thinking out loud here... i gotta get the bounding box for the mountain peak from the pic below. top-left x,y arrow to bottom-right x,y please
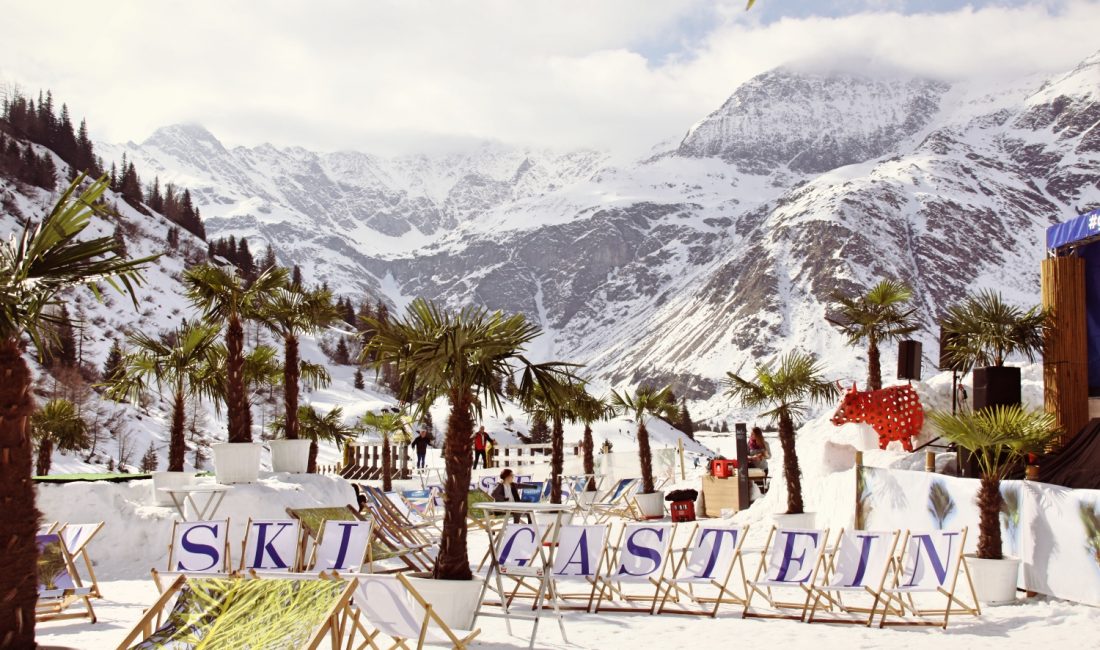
677,66 -> 949,174
143,123 -> 226,153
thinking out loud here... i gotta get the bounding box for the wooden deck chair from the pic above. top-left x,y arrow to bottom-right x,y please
118,573 -> 355,650
385,491 -> 442,532
877,528 -> 980,629
547,524 -> 611,612
151,519 -> 232,593
364,487 -> 439,547
308,519 -> 375,574
39,521 -> 59,535
480,522 -> 550,607
590,478 -> 639,523
804,529 -> 899,625
240,518 -> 301,572
58,521 -> 105,599
35,532 -> 95,624
348,573 -> 480,650
594,522 -> 675,614
744,526 -> 830,620
657,523 -> 749,617
288,506 -> 365,569
367,507 -> 437,574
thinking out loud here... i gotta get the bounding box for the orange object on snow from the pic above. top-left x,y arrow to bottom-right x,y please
831,383 -> 925,452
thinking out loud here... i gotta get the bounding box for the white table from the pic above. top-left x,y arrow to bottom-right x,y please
158,484 -> 231,521
473,501 -> 572,649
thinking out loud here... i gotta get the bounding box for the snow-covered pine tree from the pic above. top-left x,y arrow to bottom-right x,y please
139,443 -> 158,472
677,398 -> 695,440
102,339 -> 124,385
334,338 -> 350,365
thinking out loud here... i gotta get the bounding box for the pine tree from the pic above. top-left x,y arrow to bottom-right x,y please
529,412 -> 551,444
676,398 -> 695,440
102,339 -> 124,383
505,374 -> 518,399
353,368 -> 365,389
51,304 -> 77,368
119,161 -> 143,206
112,224 -> 127,258
147,176 -> 164,213
374,300 -> 389,324
356,300 -> 373,331
720,421 -> 729,433
108,161 -> 118,190
167,226 -> 180,250
139,443 -> 158,472
342,298 -> 356,327
260,244 -> 277,272
334,338 -> 350,365
291,265 -> 303,288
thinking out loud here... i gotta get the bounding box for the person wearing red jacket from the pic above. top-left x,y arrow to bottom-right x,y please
472,425 -> 494,469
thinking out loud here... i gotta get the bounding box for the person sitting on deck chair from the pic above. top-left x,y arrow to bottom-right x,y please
412,429 -> 432,469
748,426 -> 770,474
472,426 -> 494,469
491,468 -> 535,523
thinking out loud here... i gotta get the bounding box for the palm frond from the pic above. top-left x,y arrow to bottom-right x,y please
928,406 -> 1060,479
940,289 -> 1048,370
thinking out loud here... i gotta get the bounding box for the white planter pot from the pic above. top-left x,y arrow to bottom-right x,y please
151,471 -> 197,506
212,443 -> 262,484
967,555 -> 1021,605
269,439 -> 311,474
773,512 -> 817,529
635,490 -> 665,519
404,575 -> 485,630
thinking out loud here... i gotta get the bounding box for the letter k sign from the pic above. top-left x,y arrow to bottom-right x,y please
248,520 -> 299,570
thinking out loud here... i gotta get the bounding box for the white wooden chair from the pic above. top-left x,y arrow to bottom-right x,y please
58,521 -> 105,599
594,522 -> 676,614
348,573 -> 481,649
744,526 -> 830,620
35,532 -> 96,624
151,519 -> 233,592
240,518 -> 301,572
877,528 -> 981,629
805,528 -> 899,625
657,523 -> 749,617
548,523 -> 611,612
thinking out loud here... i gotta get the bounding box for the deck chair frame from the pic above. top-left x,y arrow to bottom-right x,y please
546,523 -> 612,612
118,573 -> 355,650
656,523 -> 750,617
590,478 -> 640,523
239,517 -> 302,572
35,532 -> 96,624
348,572 -> 481,650
744,526 -> 830,621
58,521 -> 105,599
152,519 -> 233,593
804,528 -> 899,626
876,528 -> 981,629
593,522 -> 676,615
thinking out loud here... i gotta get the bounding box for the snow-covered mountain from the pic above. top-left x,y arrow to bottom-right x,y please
97,53 -> 1100,418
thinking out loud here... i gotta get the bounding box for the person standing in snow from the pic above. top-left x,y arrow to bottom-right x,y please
412,429 -> 432,469
472,425 -> 494,469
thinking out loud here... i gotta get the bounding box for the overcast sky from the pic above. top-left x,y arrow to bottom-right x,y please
2,0 -> 1098,156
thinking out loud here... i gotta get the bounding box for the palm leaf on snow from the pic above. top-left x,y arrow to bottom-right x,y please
1080,501 -> 1100,569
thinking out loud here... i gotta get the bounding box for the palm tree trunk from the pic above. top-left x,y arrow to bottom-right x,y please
867,337 -> 882,391
550,415 -> 563,504
307,440 -> 319,474
638,421 -> 655,494
582,423 -> 595,491
382,435 -> 392,492
284,335 -> 300,440
168,385 -> 186,471
778,411 -> 804,514
433,388 -> 474,581
226,315 -> 250,443
0,338 -> 40,648
36,438 -> 53,476
976,475 -> 1004,560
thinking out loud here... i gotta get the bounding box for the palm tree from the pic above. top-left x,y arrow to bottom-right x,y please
107,322 -> 221,471
570,389 -> 611,492
184,264 -> 288,442
826,279 -> 918,391
360,410 -> 408,491
940,289 -> 1048,372
361,298 -> 577,580
524,381 -> 586,504
271,405 -> 356,473
258,286 -> 339,441
929,406 -> 1059,559
32,398 -> 89,476
610,385 -> 676,496
724,351 -> 838,515
0,174 -> 153,646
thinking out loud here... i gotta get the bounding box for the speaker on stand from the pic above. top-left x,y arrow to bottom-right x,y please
897,340 -> 922,381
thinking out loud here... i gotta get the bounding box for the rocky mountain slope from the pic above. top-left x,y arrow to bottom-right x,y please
99,52 -> 1100,418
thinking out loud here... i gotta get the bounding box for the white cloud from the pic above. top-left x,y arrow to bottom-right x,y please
0,0 -> 1097,156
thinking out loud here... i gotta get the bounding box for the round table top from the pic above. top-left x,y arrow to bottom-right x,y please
474,501 -> 573,513
157,484 -> 231,493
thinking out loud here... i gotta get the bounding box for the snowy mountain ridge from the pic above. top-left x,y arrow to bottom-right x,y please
92,53 -> 1100,420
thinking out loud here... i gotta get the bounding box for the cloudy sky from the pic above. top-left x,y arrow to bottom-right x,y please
2,0 -> 1098,156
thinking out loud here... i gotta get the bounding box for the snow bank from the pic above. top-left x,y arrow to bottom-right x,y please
36,473 -> 356,580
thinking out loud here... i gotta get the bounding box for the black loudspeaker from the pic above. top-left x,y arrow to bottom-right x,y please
734,424 -> 750,511
972,366 -> 1022,411
897,340 -> 922,381
939,328 -> 961,371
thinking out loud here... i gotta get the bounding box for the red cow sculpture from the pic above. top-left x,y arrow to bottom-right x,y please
831,383 -> 924,452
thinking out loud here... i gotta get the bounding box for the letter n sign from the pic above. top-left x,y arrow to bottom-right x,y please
244,519 -> 300,571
